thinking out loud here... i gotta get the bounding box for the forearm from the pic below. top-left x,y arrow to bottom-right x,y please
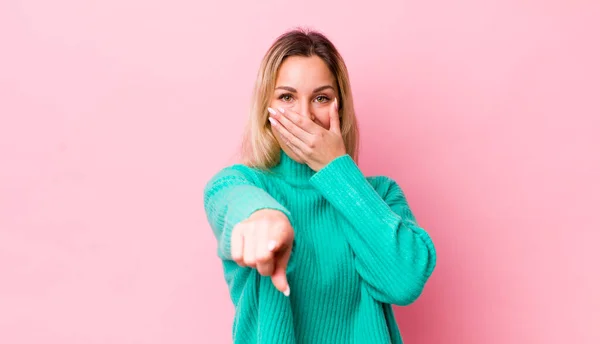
310,155 -> 436,305
204,165 -> 292,260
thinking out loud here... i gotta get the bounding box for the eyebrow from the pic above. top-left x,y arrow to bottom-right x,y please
275,85 -> 334,93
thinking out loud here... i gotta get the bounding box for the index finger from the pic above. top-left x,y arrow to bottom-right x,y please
277,107 -> 321,134
267,222 -> 290,254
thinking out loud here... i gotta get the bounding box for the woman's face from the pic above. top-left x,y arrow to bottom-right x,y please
269,55 -> 338,162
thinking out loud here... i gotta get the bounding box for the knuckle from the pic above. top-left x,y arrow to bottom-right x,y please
235,222 -> 251,236
272,218 -> 287,229
232,223 -> 242,235
243,257 -> 256,266
254,218 -> 268,228
257,269 -> 267,276
244,225 -> 255,236
256,252 -> 272,263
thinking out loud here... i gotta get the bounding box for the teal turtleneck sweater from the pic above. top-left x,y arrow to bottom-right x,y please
203,149 -> 436,344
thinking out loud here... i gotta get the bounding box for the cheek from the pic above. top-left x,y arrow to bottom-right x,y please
271,99 -> 293,112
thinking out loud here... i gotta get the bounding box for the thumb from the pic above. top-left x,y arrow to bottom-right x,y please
329,97 -> 341,134
271,244 -> 291,296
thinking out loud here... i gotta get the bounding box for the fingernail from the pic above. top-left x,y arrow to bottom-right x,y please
283,286 -> 290,297
268,117 -> 277,126
278,107 -> 285,113
267,240 -> 276,251
334,98 -> 338,110
267,107 -> 277,115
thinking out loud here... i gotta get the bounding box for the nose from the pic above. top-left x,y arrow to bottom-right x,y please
294,100 -> 313,120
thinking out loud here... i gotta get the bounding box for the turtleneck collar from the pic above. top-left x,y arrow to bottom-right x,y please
270,148 -> 316,184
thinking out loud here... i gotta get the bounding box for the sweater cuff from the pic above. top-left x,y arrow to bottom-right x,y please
217,187 -> 293,260
309,154 -> 402,229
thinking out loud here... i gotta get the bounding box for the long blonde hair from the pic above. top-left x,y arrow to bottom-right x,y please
240,27 -> 360,169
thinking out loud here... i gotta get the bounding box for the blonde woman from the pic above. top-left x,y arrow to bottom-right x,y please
203,28 -> 436,344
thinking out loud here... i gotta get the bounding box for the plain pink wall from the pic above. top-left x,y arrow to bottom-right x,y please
1,1 -> 598,343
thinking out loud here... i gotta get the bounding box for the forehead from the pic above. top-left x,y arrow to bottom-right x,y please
275,55 -> 335,88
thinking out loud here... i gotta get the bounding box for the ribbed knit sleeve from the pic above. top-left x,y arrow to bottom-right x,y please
203,165 -> 293,261
309,154 -> 437,306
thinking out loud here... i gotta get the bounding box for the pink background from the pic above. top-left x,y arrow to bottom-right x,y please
1,1 -> 599,343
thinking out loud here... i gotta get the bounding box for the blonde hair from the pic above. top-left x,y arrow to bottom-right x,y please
240,27 -> 360,169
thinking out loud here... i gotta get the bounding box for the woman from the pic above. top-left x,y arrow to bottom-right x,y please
203,28 -> 436,344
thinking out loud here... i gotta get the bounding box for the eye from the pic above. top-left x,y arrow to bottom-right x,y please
278,93 -> 293,102
315,95 -> 330,103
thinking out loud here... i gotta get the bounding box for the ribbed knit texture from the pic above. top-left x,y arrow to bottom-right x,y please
203,149 -> 436,344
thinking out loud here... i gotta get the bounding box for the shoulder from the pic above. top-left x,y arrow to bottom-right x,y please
213,163 -> 263,179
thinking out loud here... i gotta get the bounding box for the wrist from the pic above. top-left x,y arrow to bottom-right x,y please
250,208 -> 289,221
